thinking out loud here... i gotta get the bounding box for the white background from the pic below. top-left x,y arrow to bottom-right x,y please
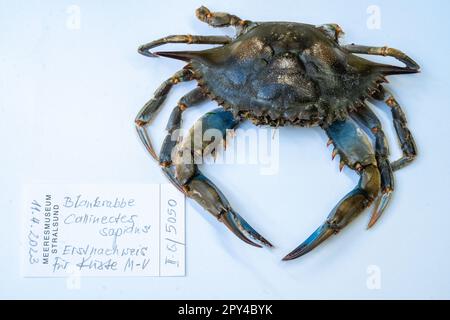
1,0 -> 450,299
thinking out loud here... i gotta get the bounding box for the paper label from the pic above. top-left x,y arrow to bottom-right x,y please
21,184 -> 185,277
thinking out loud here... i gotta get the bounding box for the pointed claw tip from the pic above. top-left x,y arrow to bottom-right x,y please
138,47 -> 158,58
282,245 -> 311,261
367,208 -> 384,229
367,209 -> 382,230
282,250 -> 307,261
368,191 -> 393,229
282,254 -> 296,262
263,240 -> 274,248
284,225 -> 336,261
367,219 -> 377,230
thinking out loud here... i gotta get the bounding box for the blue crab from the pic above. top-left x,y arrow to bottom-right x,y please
135,6 -> 419,260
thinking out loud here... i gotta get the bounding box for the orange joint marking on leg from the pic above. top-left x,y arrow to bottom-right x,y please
381,46 -> 389,56
182,185 -> 190,193
178,103 -> 188,111
239,20 -> 247,26
355,163 -> 364,172
386,96 -> 396,107
186,34 -> 193,44
371,127 -> 379,134
217,211 -> 226,222
135,119 -> 147,127
160,161 -> 172,168
383,187 -> 393,194
334,25 -> 344,39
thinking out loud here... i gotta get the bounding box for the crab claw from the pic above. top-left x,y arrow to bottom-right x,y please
184,172 -> 273,249
283,119 -> 382,261
282,223 -> 335,261
283,164 -> 380,261
220,210 -> 273,248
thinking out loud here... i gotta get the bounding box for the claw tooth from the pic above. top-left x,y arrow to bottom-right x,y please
339,161 -> 345,172
332,149 -> 338,160
327,139 -> 333,147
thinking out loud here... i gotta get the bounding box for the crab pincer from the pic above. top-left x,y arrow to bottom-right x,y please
284,119 -> 381,260
187,173 -> 273,248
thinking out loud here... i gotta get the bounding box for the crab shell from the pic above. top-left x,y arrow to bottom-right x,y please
158,22 -> 413,127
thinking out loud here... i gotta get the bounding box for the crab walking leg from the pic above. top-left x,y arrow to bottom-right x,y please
195,6 -> 251,33
159,88 -> 207,191
166,108 -> 273,248
343,44 -> 420,71
283,120 -> 380,261
138,35 -> 232,58
371,87 -> 418,172
385,96 -> 418,171
135,68 -> 193,161
351,105 -> 394,228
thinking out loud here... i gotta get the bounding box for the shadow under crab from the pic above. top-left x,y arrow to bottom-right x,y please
135,6 -> 419,260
